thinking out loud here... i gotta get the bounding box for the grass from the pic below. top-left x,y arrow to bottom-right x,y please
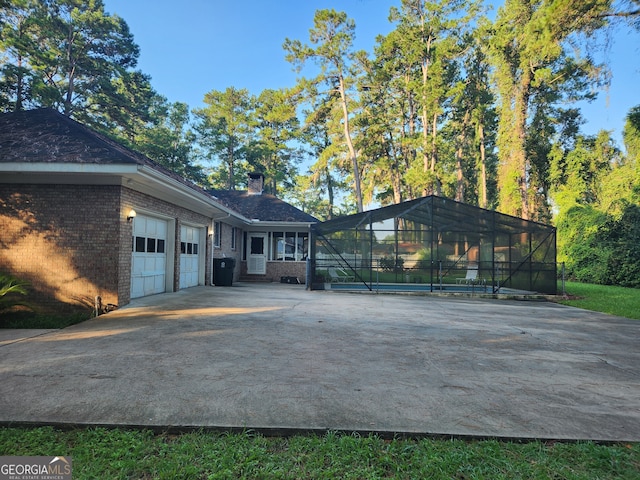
1,285 -> 638,476
0,427 -> 638,479
557,281 -> 640,320
3,281 -> 637,329
0,309 -> 90,329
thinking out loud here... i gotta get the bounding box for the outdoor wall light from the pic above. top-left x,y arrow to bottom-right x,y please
127,209 -> 137,222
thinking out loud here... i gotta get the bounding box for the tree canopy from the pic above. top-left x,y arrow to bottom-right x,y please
1,0 -> 639,286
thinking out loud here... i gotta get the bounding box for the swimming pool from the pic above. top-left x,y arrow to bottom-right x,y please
325,282 -> 533,295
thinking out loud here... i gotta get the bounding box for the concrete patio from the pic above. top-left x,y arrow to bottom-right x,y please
0,283 -> 638,441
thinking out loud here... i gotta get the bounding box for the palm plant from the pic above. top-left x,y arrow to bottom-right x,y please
0,273 -> 30,313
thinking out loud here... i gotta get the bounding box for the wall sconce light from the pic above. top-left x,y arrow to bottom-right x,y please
127,209 -> 137,223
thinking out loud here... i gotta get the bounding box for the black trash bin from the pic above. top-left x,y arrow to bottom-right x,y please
213,258 -> 235,286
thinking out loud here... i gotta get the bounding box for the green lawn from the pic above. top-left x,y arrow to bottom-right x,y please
0,309 -> 89,329
0,427 -> 638,479
2,281 -> 638,477
558,281 -> 640,320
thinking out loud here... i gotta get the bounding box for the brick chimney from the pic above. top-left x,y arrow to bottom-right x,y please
247,172 -> 264,195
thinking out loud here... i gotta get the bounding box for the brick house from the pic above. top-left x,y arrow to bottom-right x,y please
0,109 -> 316,313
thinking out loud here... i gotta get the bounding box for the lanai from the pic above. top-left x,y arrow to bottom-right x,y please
309,196 -> 557,294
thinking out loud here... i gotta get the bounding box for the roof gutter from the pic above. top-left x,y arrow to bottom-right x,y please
248,220 -> 317,228
0,162 -> 138,174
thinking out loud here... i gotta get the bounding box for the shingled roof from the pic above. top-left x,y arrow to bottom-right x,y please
210,189 -> 317,223
0,108 -> 145,165
1,108 -> 317,225
0,108 -> 216,206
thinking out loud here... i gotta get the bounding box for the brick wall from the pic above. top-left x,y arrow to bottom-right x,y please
1,182 -> 309,311
0,184 -> 220,312
0,184 -> 122,313
212,222 -> 241,282
239,260 -> 307,283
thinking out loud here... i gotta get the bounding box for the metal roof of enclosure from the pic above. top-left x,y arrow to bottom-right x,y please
309,196 -> 557,294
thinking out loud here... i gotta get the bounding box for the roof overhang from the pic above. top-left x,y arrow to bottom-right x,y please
0,162 -> 252,224
246,220 -> 316,230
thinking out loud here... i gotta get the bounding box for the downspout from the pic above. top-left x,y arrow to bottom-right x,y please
209,222 -> 214,287
307,224 -> 314,289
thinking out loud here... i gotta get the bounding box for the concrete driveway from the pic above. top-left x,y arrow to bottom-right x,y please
1,283 -> 638,441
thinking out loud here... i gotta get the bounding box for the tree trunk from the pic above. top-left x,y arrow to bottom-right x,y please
431,112 -> 441,196
326,166 -> 335,220
455,148 -> 465,203
514,68 -> 532,219
15,54 -> 24,112
64,25 -> 76,116
227,142 -> 235,190
498,65 -> 531,219
478,123 -> 488,209
455,110 -> 471,202
338,74 -> 363,212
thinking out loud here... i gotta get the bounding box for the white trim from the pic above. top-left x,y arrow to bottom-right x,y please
1,162 -> 254,225
0,162 -> 138,174
127,206 -> 174,221
213,221 -> 222,248
248,221 -> 315,228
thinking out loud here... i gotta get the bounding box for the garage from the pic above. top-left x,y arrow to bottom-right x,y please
131,215 -> 168,298
179,225 -> 203,289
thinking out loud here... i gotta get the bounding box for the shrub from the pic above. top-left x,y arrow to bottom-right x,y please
0,273 -> 30,314
556,204 -> 640,288
379,256 -> 404,272
600,203 -> 640,288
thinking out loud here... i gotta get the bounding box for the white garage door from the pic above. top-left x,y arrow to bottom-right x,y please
179,225 -> 201,289
131,215 -> 167,298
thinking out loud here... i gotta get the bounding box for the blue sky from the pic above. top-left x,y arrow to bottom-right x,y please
103,0 -> 639,147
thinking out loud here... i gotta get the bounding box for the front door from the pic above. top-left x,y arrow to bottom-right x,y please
247,234 -> 267,274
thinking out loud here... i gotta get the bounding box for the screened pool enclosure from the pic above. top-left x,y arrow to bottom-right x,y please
308,196 -> 557,294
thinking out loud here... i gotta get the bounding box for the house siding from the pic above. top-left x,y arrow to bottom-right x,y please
212,222 -> 241,282
0,184 -> 122,312
0,110 -> 318,313
0,184 -> 218,312
239,260 -> 307,283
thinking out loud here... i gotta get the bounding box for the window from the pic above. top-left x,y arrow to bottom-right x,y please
231,227 -> 237,250
181,242 -> 198,255
285,232 -> 296,260
272,232 -> 284,260
214,221 -> 221,248
296,234 -> 308,261
134,236 -> 165,254
251,236 -> 264,255
270,231 -> 308,261
135,237 -> 145,252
